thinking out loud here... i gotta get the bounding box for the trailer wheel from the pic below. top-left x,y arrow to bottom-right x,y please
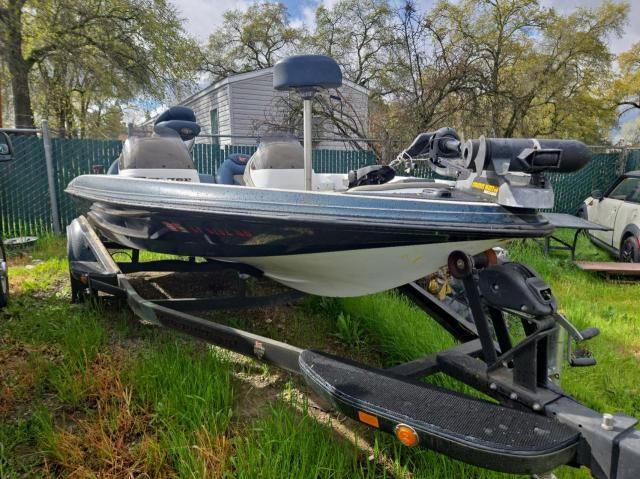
69,270 -> 96,303
0,242 -> 8,308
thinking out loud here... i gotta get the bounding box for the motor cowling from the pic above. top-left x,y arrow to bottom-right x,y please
478,263 -> 557,317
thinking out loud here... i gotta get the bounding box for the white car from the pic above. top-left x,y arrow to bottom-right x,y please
579,171 -> 640,262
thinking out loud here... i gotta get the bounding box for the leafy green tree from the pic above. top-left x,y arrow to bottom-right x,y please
205,2 -> 301,80
0,0 -> 200,130
613,42 -> 640,115
431,0 -> 626,141
307,0 -> 394,91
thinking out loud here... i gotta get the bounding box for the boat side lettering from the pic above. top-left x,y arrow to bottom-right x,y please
162,221 -> 252,238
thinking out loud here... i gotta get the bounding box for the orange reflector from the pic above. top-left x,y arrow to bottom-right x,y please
483,248 -> 498,266
357,410 -> 379,428
395,424 -> 419,447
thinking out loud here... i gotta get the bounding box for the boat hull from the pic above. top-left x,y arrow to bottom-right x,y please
223,240 -> 506,296
66,175 -> 551,296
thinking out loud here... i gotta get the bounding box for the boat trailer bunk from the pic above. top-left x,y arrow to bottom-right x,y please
67,215 -> 640,478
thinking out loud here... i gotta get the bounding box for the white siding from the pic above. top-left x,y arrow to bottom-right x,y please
315,83 -> 369,150
229,72 -> 288,145
180,84 -> 231,145
178,68 -> 369,150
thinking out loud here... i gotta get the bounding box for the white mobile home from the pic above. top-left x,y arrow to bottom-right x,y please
177,67 -> 369,150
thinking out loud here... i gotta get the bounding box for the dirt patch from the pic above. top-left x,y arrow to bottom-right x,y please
0,335 -> 61,419
7,252 -> 37,267
42,349 -> 177,478
619,345 -> 640,361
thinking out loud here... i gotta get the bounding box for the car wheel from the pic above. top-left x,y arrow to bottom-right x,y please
620,236 -> 639,262
576,205 -> 587,219
0,242 -> 8,308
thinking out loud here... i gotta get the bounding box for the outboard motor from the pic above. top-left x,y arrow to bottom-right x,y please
117,107 -> 202,182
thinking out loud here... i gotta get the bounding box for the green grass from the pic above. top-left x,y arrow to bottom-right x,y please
127,340 -> 235,477
232,397 -> 381,479
1,232 -> 639,478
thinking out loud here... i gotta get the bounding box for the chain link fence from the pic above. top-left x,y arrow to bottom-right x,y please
0,128 -> 637,237
0,130 -> 374,237
0,132 -> 53,237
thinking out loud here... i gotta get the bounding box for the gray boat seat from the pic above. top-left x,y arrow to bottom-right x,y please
243,138 -> 348,191
243,139 -> 305,187
273,55 -> 342,91
119,136 -> 195,170
246,139 -> 304,171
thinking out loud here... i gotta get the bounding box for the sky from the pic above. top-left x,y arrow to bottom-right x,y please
170,0 -> 640,54
155,0 -> 639,133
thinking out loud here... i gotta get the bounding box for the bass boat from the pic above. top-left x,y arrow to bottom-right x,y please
65,58 -> 590,297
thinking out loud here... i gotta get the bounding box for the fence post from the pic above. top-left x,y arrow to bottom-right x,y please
41,120 -> 61,235
620,146 -> 628,175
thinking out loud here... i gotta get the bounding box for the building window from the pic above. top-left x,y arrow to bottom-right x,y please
210,108 -> 219,138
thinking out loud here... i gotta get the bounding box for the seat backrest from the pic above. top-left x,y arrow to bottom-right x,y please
153,106 -> 201,141
247,140 -> 304,170
119,136 -> 195,170
243,139 -> 305,188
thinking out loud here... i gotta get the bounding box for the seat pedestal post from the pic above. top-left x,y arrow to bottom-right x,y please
302,92 -> 314,191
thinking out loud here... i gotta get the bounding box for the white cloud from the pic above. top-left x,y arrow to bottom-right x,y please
170,0 -> 251,43
290,5 -> 317,30
172,0 -> 639,54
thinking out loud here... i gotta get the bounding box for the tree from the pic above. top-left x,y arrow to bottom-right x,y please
205,2 -> 301,80
433,0 -> 626,141
0,0 -> 200,129
308,0 -> 394,91
367,1 -> 477,152
613,42 -> 640,115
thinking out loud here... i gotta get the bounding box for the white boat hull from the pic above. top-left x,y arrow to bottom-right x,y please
224,238 -> 508,297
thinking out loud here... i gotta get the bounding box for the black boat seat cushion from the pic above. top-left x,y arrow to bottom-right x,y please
273,55 -> 342,91
155,106 -> 196,124
153,107 -> 201,141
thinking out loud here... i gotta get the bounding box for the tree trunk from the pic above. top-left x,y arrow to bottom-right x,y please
9,59 -> 34,129
3,1 -> 35,129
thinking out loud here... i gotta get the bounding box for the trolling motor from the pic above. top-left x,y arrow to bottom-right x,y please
447,250 -> 600,398
393,128 -> 591,209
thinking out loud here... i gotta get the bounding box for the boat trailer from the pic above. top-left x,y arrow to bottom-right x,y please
68,215 -> 639,478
